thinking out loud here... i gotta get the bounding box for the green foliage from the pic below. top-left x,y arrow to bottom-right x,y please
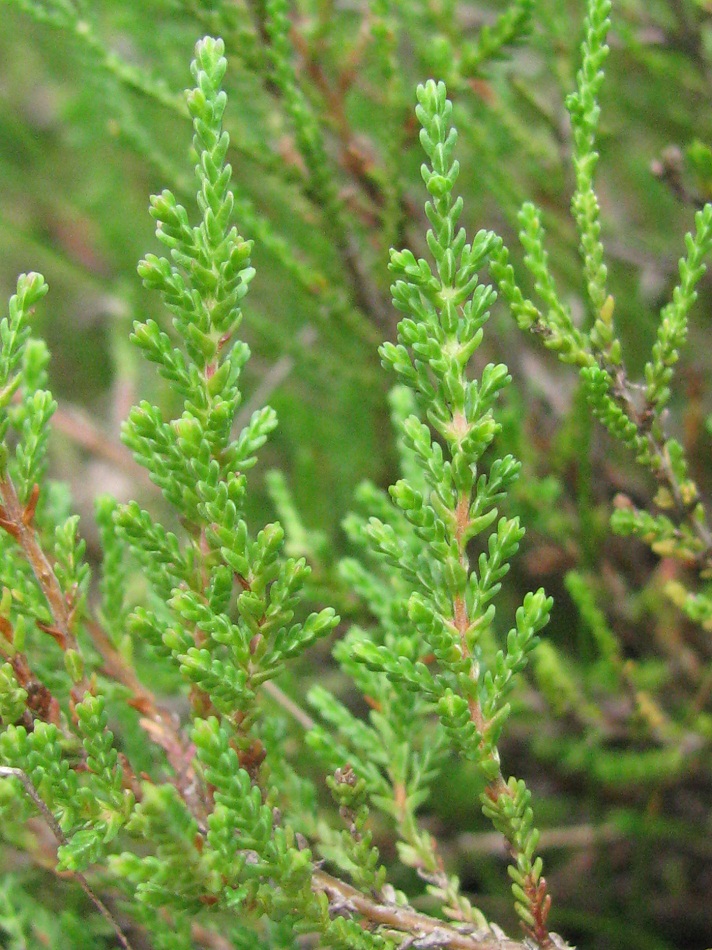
644,203 -> 712,410
1,1 -> 712,949
0,274 -> 50,481
566,0 -> 612,322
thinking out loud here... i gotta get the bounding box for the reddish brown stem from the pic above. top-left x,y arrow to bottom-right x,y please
0,476 -> 92,706
313,868 -> 559,950
85,617 -> 206,824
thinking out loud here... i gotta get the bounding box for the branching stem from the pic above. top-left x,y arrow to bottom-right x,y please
313,868 -> 552,950
0,766 -> 135,950
0,476 -> 91,705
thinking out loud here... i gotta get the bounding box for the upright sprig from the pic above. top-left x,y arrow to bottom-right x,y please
118,36 -> 338,750
460,0 -> 535,79
490,0 -> 613,363
0,273 -> 96,713
104,36 -> 352,941
0,278 -> 134,946
483,0 -> 712,809
320,80 -> 556,945
565,0 -> 612,329
644,204 -> 712,414
0,274 -> 51,491
489,0 -> 712,587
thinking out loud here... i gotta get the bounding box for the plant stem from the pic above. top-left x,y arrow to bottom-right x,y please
0,766 -> 135,950
313,868 -> 565,950
0,476 -> 91,706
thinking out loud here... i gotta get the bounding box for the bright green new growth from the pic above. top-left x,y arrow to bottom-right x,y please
0,274 -> 53,497
486,0 -> 712,812
0,35 -> 562,950
566,0 -> 611,324
644,204 -> 712,411
310,79 -> 553,940
118,37 -> 338,729
488,0 -> 712,588
0,37 -> 344,949
2,0 -> 712,945
0,34 -> 564,950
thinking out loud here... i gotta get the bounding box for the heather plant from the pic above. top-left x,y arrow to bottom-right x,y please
490,0 -> 712,781
0,1 -> 711,949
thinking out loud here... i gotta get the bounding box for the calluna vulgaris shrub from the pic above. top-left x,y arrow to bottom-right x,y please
1,1 -> 712,948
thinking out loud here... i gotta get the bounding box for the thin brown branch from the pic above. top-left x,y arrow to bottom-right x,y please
313,868 -> 569,950
190,922 -> 235,950
455,822 -> 622,858
263,13 -> 393,327
609,367 -> 712,567
51,402 -> 155,490
263,679 -> 316,731
0,478 -> 72,643
0,476 -> 92,703
85,617 -> 206,826
233,324 -> 317,434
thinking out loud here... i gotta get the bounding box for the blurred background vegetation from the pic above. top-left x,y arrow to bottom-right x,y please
1,1 -> 712,948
